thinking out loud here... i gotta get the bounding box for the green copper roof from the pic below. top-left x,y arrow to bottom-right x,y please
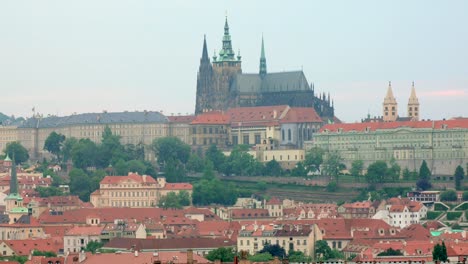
5,193 -> 23,201
10,207 -> 28,214
214,16 -> 240,63
4,154 -> 11,162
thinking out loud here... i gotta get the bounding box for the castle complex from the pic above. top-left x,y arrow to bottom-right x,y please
195,17 -> 335,121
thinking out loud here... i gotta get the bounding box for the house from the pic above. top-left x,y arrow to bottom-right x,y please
63,226 -> 104,253
373,198 -> 427,228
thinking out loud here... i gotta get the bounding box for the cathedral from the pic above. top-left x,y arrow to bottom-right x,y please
195,17 -> 335,121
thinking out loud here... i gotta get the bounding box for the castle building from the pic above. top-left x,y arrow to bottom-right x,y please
195,17 -> 335,121
383,82 -> 398,122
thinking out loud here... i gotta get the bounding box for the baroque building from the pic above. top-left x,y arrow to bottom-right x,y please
195,17 -> 335,121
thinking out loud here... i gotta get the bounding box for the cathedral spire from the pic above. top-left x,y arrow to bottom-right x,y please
383,81 -> 398,122
259,35 -> 267,76
215,15 -> 238,62
201,35 -> 209,63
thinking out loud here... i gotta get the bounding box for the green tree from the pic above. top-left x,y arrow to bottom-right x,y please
126,160 -> 147,175
323,151 -> 344,184
178,190 -> 191,206
32,250 -> 57,257
203,160 -> 215,180
388,158 -> 401,182
152,137 -> 190,165
98,126 -> 126,167
164,159 -> 186,182
440,189 -> 457,201
69,168 -> 92,201
366,161 -> 388,186
43,169 -> 63,187
62,137 -> 78,163
85,240 -> 104,254
222,146 -> 263,176
455,165 -> 465,190
304,147 -> 324,173
416,178 -> 432,191
192,178 -> 237,206
71,139 -> 98,169
158,192 -> 183,209
288,251 -> 312,263
463,191 -> 468,201
402,168 -> 411,180
36,186 -> 64,197
259,244 -> 286,258
326,181 -> 338,192
315,240 -> 333,261
205,145 -> 226,171
205,247 -> 236,262
291,162 -> 308,177
4,141 -> 29,164
263,159 -> 283,176
419,160 -> 431,180
377,248 -> 403,256
350,160 -> 364,182
433,242 -> 447,262
44,132 -> 66,161
187,154 -> 205,173
256,181 -> 267,191
248,252 -> 273,262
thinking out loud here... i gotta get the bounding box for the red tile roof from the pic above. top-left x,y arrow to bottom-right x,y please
100,173 -> 156,184
320,117 -> 468,133
167,115 -> 195,123
65,225 -> 104,236
3,238 -> 63,256
191,111 -> 230,125
81,251 -> 210,264
103,237 -> 235,251
227,105 -> 288,128
280,107 -> 323,123
163,183 -> 193,190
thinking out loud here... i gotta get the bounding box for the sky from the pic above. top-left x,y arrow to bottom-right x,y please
0,0 -> 467,123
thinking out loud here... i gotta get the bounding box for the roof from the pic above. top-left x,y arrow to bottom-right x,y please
319,117 -> 468,133
230,209 -> 270,219
167,115 -> 195,123
2,238 -> 63,256
100,173 -> 157,185
65,225 -> 104,236
163,183 -> 193,190
280,107 -> 323,123
103,237 -> 235,251
227,105 -> 288,128
81,251 -> 210,264
232,71 -> 310,93
19,111 -> 168,128
190,111 -> 230,125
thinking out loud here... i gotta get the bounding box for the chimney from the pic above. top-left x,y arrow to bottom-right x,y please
79,250 -> 86,263
135,250 -> 139,257
273,110 -> 277,119
187,249 -> 194,264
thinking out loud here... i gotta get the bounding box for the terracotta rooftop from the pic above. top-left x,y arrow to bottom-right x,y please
65,225 -> 104,236
103,237 -> 235,251
100,173 -> 156,185
167,115 -> 195,123
191,111 -> 230,125
280,107 -> 323,123
80,251 -> 210,264
163,183 -> 193,190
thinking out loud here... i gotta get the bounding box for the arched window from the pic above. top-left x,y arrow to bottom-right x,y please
288,129 -> 292,141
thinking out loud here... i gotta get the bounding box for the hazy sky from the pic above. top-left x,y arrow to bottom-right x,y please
1,1 -> 467,122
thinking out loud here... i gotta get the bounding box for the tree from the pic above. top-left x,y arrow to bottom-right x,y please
62,137 -> 78,163
164,159 -> 186,183
315,240 -> 333,261
291,162 -> 308,177
221,146 -> 263,176
248,252 -> 273,262
440,189 -> 457,201
192,178 -> 238,206
416,178 -> 432,191
433,242 -> 447,262
323,152 -> 344,184
69,168 -> 92,202
32,250 -> 57,257
288,251 -> 312,263
4,141 -> 29,163
44,132 -> 66,161
326,181 -> 338,192
377,248 -> 403,256
463,191 -> 468,201
203,160 -> 215,180
350,160 -> 364,182
259,244 -> 286,258
205,145 -> 226,171
36,186 -> 64,197
71,139 -> 98,169
419,160 -> 431,180
187,154 -> 205,173
158,191 -> 191,209
152,137 -> 190,165
455,165 -> 465,190
85,240 -> 104,254
366,161 -> 388,186
263,159 -> 283,176
388,158 -> 401,182
205,247 -> 236,262
304,147 -> 324,173
125,160 -> 147,175
98,126 -> 126,167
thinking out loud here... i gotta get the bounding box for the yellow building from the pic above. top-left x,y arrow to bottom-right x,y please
90,173 -> 192,208
0,125 -> 18,152
311,118 -> 468,176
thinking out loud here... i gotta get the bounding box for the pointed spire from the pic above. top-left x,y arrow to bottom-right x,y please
259,35 -> 267,76
215,15 -> 238,62
384,81 -> 396,103
10,158 -> 18,195
201,34 -> 209,62
409,81 -> 418,103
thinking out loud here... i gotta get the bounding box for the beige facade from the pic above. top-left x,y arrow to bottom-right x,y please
90,173 -> 192,208
0,126 -> 18,152
237,224 -> 322,256
0,225 -> 45,240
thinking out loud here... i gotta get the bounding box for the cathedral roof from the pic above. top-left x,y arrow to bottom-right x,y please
232,71 -> 310,93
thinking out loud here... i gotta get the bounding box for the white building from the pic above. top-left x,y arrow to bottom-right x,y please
373,198 -> 427,228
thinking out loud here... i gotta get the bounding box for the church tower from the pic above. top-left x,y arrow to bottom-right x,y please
5,159 -> 27,223
211,16 -> 242,111
195,35 -> 214,114
259,36 -> 267,77
383,81 -> 398,122
407,81 -> 420,121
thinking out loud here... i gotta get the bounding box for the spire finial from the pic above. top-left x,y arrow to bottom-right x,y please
259,35 -> 267,76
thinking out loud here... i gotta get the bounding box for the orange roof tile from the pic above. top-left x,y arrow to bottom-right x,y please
167,115 -> 195,123
280,107 -> 323,123
191,111 -> 230,125
100,173 -> 156,185
65,225 -> 104,236
163,183 -> 193,190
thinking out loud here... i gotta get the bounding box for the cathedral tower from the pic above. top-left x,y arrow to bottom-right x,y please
383,81 -> 398,122
195,35 -> 214,114
407,81 -> 420,121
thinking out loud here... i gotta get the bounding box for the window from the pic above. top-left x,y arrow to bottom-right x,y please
255,134 -> 261,144
209,127 -> 212,134
192,138 -> 196,145
232,136 -> 238,145
288,129 -> 292,141
282,129 -> 285,141
203,127 -> 207,134
243,135 -> 249,145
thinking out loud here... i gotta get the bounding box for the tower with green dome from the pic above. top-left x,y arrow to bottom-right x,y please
4,159 -> 27,222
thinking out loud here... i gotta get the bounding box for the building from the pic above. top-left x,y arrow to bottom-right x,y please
195,17 -> 335,122
167,115 -> 195,146
311,118 -> 468,175
90,173 -> 192,208
372,198 -> 427,228
407,190 -> 440,204
337,201 -> 378,219
236,223 -> 321,256
100,220 -> 146,242
64,225 -> 104,253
